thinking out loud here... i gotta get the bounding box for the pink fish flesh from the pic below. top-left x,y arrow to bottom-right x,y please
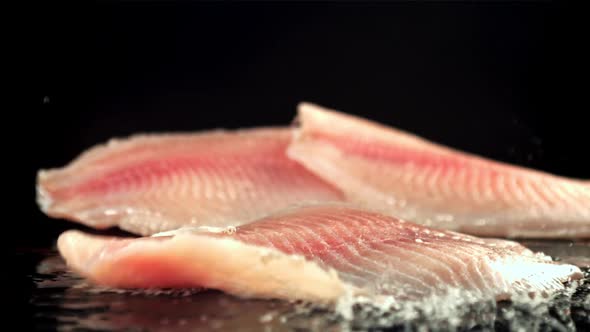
37,128 -> 344,235
287,103 -> 590,238
57,205 -> 582,304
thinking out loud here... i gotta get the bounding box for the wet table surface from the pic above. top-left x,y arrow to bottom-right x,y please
18,240 -> 590,332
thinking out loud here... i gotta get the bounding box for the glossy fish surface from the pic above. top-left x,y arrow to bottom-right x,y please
37,128 -> 343,235
288,103 -> 590,238
57,205 -> 582,304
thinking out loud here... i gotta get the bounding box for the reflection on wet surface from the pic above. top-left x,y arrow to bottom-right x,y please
25,241 -> 590,331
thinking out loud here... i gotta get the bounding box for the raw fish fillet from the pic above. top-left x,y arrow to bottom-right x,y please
37,128 -> 343,235
288,103 -> 590,238
57,205 -> 582,304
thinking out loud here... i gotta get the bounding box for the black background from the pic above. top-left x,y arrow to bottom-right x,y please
16,1 -> 589,248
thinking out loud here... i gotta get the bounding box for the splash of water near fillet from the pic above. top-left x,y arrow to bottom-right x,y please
57,205 -> 582,306
287,103 -> 590,238
36,128 -> 344,235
